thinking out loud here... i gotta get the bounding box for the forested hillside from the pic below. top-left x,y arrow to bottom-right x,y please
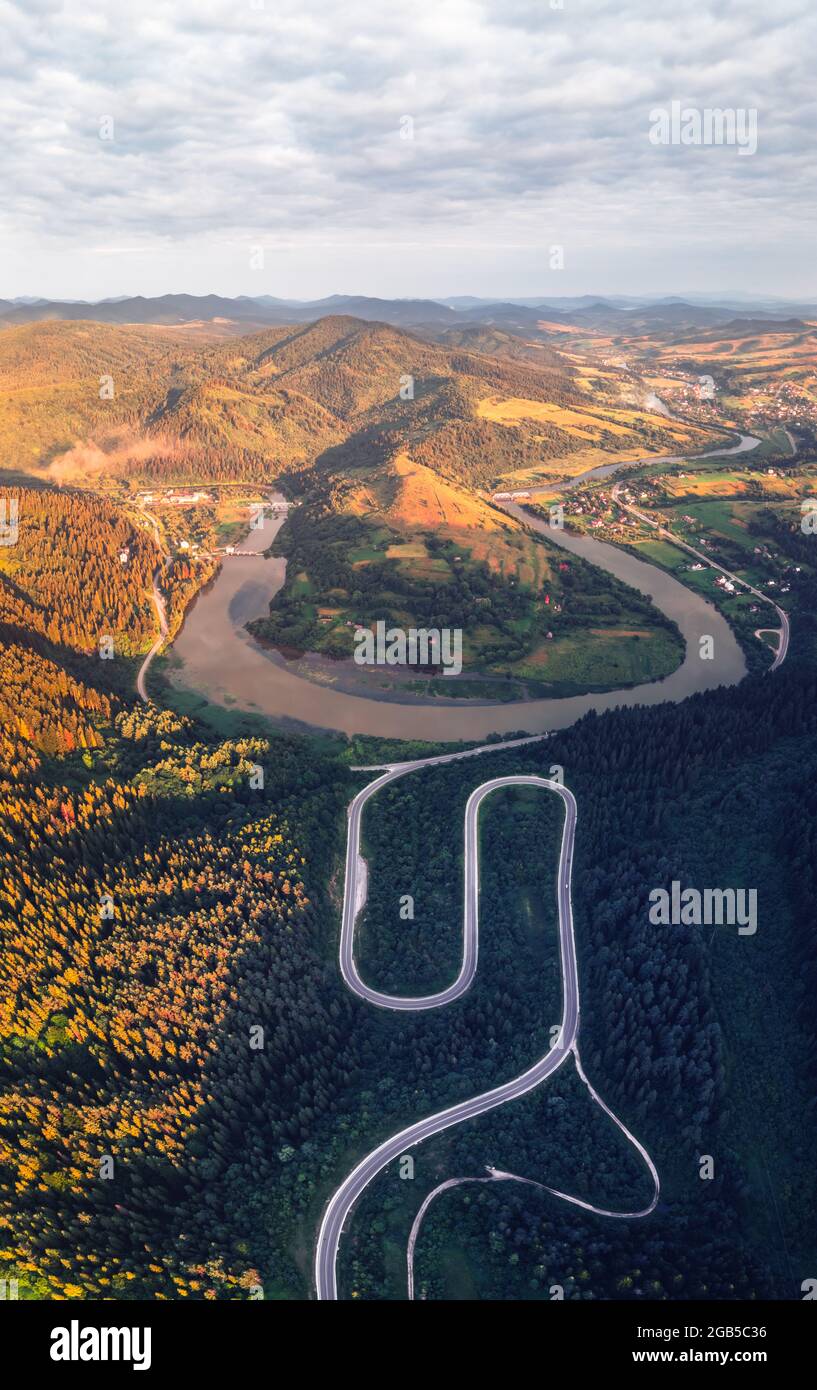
0,487 -> 207,752
0,317 -> 709,697
0,315 -> 705,492
0,488 -> 356,1298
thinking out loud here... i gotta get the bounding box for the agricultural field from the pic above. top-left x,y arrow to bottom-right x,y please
478,391 -> 711,486
661,467 -> 800,499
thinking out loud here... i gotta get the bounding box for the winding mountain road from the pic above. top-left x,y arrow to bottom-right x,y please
314,747 -> 659,1301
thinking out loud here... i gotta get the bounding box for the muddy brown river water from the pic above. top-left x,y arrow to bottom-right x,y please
168,475 -> 747,741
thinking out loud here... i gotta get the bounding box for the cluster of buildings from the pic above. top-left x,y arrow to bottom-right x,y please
744,380 -> 815,432
570,486 -> 632,537
659,387 -> 723,428
135,489 -> 212,506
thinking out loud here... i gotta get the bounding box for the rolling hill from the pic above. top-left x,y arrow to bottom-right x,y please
0,313 -> 576,484
0,311 -> 713,495
3,293 -> 810,341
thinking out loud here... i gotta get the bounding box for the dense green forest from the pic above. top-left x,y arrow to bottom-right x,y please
336,667 -> 817,1299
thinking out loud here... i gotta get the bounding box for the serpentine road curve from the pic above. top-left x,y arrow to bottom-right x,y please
314,748 -> 660,1301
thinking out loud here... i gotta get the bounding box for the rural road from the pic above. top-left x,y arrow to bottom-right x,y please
405,1036 -> 661,1299
136,567 -> 169,702
500,423 -> 790,671
133,504 -> 170,703
315,745 -> 659,1301
611,482 -> 790,670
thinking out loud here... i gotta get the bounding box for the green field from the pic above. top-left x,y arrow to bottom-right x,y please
510,627 -> 681,689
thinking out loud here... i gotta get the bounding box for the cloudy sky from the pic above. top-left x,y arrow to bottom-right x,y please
1,0 -> 814,301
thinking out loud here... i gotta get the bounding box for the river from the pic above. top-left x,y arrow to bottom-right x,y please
522,429 -> 761,495
168,471 -> 748,741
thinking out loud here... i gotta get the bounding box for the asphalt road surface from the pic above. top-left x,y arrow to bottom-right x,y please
339,764 -> 570,1011
315,748 -> 657,1301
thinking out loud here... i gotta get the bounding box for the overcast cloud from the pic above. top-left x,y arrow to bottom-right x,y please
0,0 -> 814,299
